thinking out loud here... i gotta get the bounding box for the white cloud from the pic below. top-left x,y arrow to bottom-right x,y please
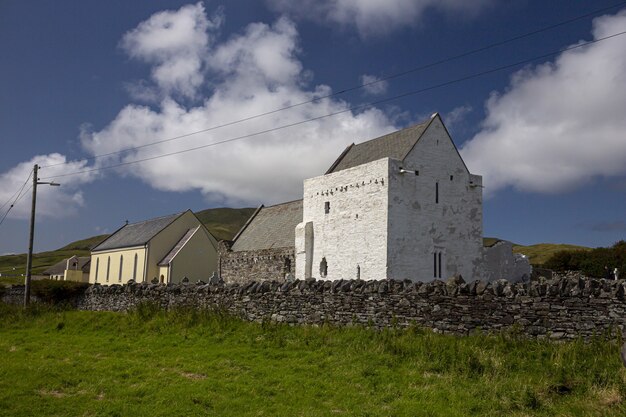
82,7 -> 396,206
360,74 -> 388,96
120,2 -> 223,99
461,10 -> 626,195
0,154 -> 97,220
444,104 -> 472,128
267,0 -> 492,36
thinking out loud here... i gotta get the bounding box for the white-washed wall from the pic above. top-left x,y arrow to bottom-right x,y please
387,117 -> 484,281
301,159 -> 389,281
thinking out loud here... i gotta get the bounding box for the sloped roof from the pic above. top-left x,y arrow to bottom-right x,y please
44,256 -> 90,275
158,227 -> 199,266
92,212 -> 183,252
326,119 -> 432,174
231,200 -> 302,252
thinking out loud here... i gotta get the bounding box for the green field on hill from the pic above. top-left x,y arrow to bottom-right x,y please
0,304 -> 624,416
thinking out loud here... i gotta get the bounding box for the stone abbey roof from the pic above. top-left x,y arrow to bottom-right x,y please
326,118 -> 432,174
92,212 -> 184,252
231,200 -> 302,252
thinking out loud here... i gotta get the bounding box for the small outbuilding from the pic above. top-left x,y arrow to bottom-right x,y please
44,255 -> 91,282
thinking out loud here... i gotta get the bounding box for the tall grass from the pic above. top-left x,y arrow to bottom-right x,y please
0,303 -> 624,416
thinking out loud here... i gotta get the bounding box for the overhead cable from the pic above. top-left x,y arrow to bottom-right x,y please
39,29 -> 626,181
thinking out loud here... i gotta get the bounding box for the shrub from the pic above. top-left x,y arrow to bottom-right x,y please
544,241 -> 626,278
30,279 -> 89,305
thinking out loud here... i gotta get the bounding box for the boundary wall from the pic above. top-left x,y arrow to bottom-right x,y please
3,275 -> 626,340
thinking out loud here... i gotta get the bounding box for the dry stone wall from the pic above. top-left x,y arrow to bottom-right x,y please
65,274 -> 626,340
4,274 -> 626,340
219,244 -> 295,284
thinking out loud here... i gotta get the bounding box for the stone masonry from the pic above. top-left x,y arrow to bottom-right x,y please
4,274 -> 621,340
219,241 -> 294,284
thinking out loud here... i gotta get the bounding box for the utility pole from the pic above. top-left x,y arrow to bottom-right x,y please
24,164 -> 60,307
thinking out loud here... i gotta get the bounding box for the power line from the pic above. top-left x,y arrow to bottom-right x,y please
0,170 -> 33,228
40,29 -> 626,181
0,170 -> 33,213
0,184 -> 33,228
40,1 -> 626,170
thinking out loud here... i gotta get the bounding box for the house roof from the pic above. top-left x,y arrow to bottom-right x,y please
231,200 -> 302,252
158,226 -> 199,266
92,212 -> 184,252
44,256 -> 90,275
326,118 -> 432,174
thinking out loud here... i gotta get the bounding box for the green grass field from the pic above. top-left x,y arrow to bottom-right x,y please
0,304 -> 624,416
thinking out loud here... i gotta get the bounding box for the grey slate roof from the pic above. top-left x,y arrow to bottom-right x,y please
92,212 -> 183,252
231,200 -> 302,252
44,257 -> 90,275
326,119 -> 431,174
158,227 -> 199,266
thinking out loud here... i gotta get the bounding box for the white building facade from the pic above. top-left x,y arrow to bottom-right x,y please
296,114 -> 484,282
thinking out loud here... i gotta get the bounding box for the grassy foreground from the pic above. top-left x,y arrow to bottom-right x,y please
0,305 -> 624,417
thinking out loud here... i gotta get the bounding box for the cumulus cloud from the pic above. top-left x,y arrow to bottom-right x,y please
360,74 -> 388,96
82,6 -> 396,206
0,154 -> 97,220
267,0 -> 492,36
444,104 -> 472,129
461,10 -> 626,195
120,2 -> 223,99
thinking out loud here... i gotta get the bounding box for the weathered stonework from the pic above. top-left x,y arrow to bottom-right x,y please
219,241 -> 294,284
298,116 -> 485,282
4,274 -> 622,341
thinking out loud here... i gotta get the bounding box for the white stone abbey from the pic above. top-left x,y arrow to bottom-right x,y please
220,113 -> 529,283
296,113 -> 483,281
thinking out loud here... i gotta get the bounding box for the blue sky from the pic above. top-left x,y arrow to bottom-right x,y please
1,0 -> 626,255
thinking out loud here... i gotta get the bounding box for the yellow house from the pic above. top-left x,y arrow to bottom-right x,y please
89,210 -> 218,285
44,255 -> 90,282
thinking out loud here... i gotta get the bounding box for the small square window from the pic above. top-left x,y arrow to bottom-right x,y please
415,170 -> 419,176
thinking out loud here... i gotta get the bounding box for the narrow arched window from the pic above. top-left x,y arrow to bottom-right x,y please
320,257 -> 328,278
106,257 -> 110,282
133,254 -> 138,281
284,257 -> 291,273
119,255 -> 123,282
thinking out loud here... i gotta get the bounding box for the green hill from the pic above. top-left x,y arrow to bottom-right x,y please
483,237 -> 591,266
0,207 -> 254,280
195,207 -> 256,241
512,243 -> 591,266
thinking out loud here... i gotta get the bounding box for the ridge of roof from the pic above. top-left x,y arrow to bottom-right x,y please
92,211 -> 185,252
325,118 -> 431,174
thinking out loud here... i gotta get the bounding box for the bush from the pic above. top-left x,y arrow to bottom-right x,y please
30,279 -> 89,304
544,241 -> 626,278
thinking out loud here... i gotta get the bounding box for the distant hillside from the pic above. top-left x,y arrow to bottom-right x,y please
0,208 -> 254,279
484,238 -> 591,266
195,207 -> 256,241
512,243 -> 591,266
